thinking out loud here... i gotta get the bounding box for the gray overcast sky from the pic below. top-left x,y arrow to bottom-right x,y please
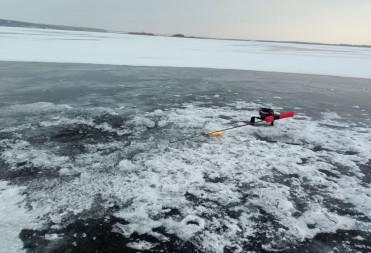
1,0 -> 371,44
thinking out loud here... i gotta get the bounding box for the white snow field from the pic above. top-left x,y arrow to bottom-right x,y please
0,26 -> 371,79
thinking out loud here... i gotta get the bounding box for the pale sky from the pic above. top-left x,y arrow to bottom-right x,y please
1,0 -> 370,45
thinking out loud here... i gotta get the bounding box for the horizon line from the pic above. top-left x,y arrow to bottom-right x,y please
1,18 -> 370,48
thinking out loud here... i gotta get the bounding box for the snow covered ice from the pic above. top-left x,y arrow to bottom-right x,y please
0,96 -> 370,252
0,27 -> 371,252
1,26 -> 371,79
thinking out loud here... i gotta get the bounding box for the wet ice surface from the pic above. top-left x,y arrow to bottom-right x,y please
0,62 -> 370,252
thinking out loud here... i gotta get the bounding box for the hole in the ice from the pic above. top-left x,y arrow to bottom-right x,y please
318,169 -> 340,178
16,161 -> 28,167
218,115 -> 232,120
181,215 -> 205,230
307,224 -> 316,229
298,158 -> 309,164
184,192 -> 199,204
253,134 -> 277,143
93,114 -> 127,128
186,220 -> 199,226
203,174 -> 227,183
312,145 -> 332,152
161,207 -> 181,218
344,150 -> 359,155
285,142 -> 301,146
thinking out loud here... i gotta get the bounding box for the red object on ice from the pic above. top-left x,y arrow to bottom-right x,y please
265,111 -> 294,122
265,116 -> 274,122
279,111 -> 294,119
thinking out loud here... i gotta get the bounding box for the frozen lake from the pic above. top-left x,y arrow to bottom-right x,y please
1,26 -> 371,79
0,61 -> 370,252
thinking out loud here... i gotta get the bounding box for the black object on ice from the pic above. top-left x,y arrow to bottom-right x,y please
251,108 -> 276,126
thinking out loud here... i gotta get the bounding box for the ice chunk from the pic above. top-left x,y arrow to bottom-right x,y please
158,120 -> 167,127
126,241 -> 157,250
153,109 -> 164,117
118,160 -> 138,173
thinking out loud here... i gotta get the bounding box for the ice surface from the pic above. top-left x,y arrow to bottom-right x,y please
0,101 -> 370,252
0,181 -> 36,253
1,26 -> 371,79
126,241 -> 157,250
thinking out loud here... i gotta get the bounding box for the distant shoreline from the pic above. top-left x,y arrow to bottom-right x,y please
1,18 -> 370,48
0,18 -> 106,33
